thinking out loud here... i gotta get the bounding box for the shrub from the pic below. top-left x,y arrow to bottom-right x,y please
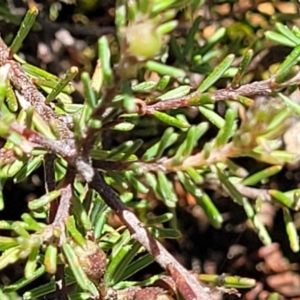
0,1 -> 300,299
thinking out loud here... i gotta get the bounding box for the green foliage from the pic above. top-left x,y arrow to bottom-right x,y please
1,0 -> 300,299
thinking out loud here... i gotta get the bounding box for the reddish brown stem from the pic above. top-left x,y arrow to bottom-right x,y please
90,171 -> 212,300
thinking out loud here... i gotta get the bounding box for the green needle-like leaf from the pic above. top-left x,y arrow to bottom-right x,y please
44,244 -> 57,274
10,7 -> 39,54
182,16 -> 202,58
199,274 -> 256,288
0,236 -> 19,251
215,106 -> 237,146
197,192 -> 223,229
275,44 -> 300,80
157,85 -> 191,101
66,216 -> 86,247
242,166 -> 282,186
269,189 -> 299,210
14,155 -> 43,183
199,105 -> 225,128
153,111 -> 190,128
46,67 -> 78,102
232,49 -> 253,87
28,190 -> 61,210
275,23 -> 300,45
278,92 -> 300,115
142,128 -> 179,161
265,31 -> 297,47
283,208 -> 299,252
120,253 -> 154,281
145,61 -> 186,77
157,171 -> 177,207
99,36 -> 114,86
198,54 -> 235,93
243,198 -> 272,245
62,243 -> 99,297
108,242 -> 140,285
217,168 -> 243,205
4,266 -> 45,293
24,242 -> 39,279
0,246 -> 21,270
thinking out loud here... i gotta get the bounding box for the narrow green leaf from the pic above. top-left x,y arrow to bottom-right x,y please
94,212 -> 108,240
46,67 -> 78,102
111,122 -> 134,131
199,105 -> 224,128
12,222 -> 31,238
242,166 -> 282,186
146,213 -> 173,225
44,244 -> 57,274
21,213 -> 44,231
265,31 -> 297,47
275,23 -> 300,44
243,198 -> 272,245
28,190 -> 61,210
111,230 -> 131,259
22,276 -> 76,299
120,253 -> 154,281
125,171 -> 149,194
62,243 -> 99,297
6,83 -> 18,112
157,20 -> 178,35
32,113 -> 57,140
275,44 -> 300,80
199,27 -> 226,54
10,6 -> 39,54
217,168 -> 243,205
108,140 -> 143,160
105,244 -> 136,285
142,128 -> 179,161
150,227 -> 181,239
157,171 -> 177,207
24,242 -> 39,279
81,72 -> 97,109
99,36 -> 113,86
269,189 -> 298,210
66,216 -> 86,247
283,208 -> 299,252
153,111 -> 190,128
0,247 -> 21,270
182,16 -> 202,57
4,266 -> 45,293
198,54 -> 235,93
278,92 -> 300,115
0,236 -> 19,251
132,81 -> 157,92
199,274 -> 256,289
145,60 -> 186,78
14,155 -> 43,183
71,195 -> 92,231
215,107 -> 237,146
197,192 -> 223,228
156,75 -> 171,90
6,159 -> 24,178
185,167 -> 204,184
232,49 -> 253,87
157,85 -> 191,101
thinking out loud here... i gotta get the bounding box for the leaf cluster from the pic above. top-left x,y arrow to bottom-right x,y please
0,1 -> 300,299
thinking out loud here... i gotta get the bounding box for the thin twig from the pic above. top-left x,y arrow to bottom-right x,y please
140,75 -> 300,114
90,171 -> 212,300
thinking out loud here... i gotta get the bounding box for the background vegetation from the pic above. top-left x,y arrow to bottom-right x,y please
1,0 -> 300,299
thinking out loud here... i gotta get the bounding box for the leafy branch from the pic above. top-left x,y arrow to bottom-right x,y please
1,1 -> 300,300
